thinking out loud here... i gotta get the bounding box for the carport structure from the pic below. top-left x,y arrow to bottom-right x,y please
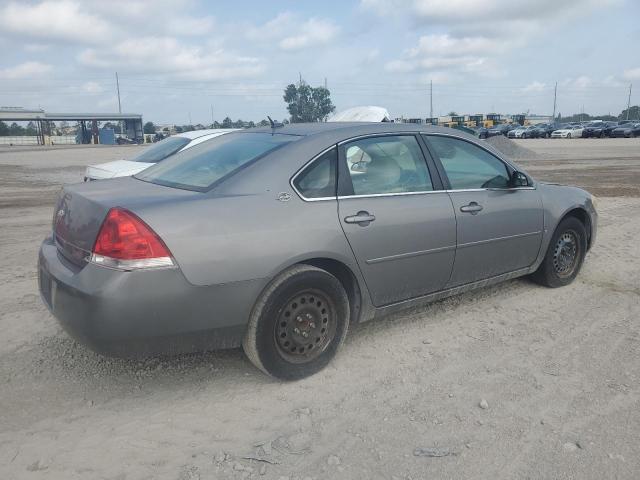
0,108 -> 143,145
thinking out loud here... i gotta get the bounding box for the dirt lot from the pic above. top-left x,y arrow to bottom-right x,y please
1,139 -> 639,479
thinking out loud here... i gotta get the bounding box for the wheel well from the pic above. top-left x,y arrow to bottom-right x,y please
301,258 -> 363,323
562,208 -> 592,249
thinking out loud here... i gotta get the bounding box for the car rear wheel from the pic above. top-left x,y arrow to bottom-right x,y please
243,264 -> 350,380
531,217 -> 587,288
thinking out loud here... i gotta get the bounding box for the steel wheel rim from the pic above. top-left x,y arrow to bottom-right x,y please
274,289 -> 337,363
553,230 -> 579,277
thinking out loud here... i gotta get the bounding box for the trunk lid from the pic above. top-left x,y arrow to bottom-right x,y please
53,177 -> 196,267
85,160 -> 154,180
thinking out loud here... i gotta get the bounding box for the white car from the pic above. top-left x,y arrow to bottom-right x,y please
84,129 -> 237,181
551,125 -> 584,139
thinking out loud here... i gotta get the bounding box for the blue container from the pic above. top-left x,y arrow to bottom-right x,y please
98,128 -> 115,145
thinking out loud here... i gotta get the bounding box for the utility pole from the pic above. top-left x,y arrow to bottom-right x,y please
299,72 -> 303,85
115,72 -> 122,114
115,72 -> 123,137
210,104 -> 214,126
324,77 -> 327,89
552,81 -> 557,121
626,83 -> 633,120
430,80 -> 434,120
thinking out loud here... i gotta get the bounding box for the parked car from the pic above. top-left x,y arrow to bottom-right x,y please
39,123 -> 597,379
602,122 -> 619,137
508,125 -> 539,139
583,121 -> 615,138
610,122 -> 640,138
551,125 -> 584,138
486,124 -> 513,137
474,126 -> 489,139
85,129 -> 237,181
532,124 -> 556,138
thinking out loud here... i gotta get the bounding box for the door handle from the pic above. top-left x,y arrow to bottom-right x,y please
344,211 -> 376,226
460,202 -> 483,215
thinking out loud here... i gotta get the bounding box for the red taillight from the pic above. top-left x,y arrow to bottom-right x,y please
91,208 -> 173,270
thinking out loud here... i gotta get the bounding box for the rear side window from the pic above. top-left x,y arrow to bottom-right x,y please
131,136 -> 190,163
136,133 -> 299,191
425,135 -> 510,189
341,135 -> 433,196
293,148 -> 337,199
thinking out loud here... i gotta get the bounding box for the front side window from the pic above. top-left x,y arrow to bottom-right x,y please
136,133 -> 299,191
342,135 -> 433,196
293,148 -> 337,199
425,135 -> 510,190
131,136 -> 191,163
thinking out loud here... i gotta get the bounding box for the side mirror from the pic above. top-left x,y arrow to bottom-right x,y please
510,171 -> 529,187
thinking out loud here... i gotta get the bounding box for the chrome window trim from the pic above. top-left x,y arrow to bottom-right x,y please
290,131 -> 536,202
336,131 -> 425,146
338,190 -> 443,200
289,145 -> 338,202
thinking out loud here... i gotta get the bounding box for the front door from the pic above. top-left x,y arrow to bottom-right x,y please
424,134 -> 544,286
337,134 -> 457,306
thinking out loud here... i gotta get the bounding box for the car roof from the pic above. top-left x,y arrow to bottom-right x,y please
239,121 -> 477,138
174,128 -> 238,140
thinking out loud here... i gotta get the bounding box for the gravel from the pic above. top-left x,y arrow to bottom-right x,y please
485,135 -> 542,160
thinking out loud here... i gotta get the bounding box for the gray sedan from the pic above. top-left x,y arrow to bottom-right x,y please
38,123 -> 597,379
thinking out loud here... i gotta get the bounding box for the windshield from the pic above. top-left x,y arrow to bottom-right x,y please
131,136 -> 191,163
135,132 -> 299,191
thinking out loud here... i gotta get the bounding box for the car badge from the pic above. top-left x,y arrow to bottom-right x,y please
277,192 -> 292,202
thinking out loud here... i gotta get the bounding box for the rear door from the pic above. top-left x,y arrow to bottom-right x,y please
423,134 -> 544,287
336,134 -> 456,306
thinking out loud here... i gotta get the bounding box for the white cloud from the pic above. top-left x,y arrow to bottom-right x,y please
166,16 -> 215,36
623,67 -> 640,80
385,34 -> 498,77
522,81 -> 547,93
82,81 -> 105,94
409,34 -> 502,57
246,12 -> 339,51
0,61 -> 53,79
361,0 -> 616,25
0,0 -> 114,43
78,37 -> 264,81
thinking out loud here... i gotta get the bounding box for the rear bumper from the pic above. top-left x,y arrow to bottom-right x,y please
38,235 -> 264,357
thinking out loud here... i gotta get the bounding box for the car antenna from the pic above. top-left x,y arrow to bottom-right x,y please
267,116 -> 284,128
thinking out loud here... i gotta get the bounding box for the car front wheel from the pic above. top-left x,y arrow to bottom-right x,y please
243,264 -> 350,380
531,216 -> 587,288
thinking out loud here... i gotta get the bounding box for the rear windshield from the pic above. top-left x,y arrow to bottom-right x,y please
135,132 -> 299,191
132,136 -> 191,163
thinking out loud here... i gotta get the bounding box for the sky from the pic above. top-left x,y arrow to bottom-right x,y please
1,0 -> 639,125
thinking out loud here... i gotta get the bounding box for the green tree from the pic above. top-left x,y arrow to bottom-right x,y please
619,105 -> 639,121
9,122 -> 24,135
258,119 -> 270,127
283,81 -> 335,123
143,121 -> 156,134
221,117 -> 233,128
0,121 -> 9,136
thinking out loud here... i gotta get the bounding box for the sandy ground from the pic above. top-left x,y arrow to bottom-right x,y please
1,139 -> 639,479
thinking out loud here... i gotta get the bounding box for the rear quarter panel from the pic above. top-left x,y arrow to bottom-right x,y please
129,135 -> 364,289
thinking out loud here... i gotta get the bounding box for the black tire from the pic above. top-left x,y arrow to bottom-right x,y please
567,133 -> 572,139
243,264 -> 350,380
531,216 -> 587,288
